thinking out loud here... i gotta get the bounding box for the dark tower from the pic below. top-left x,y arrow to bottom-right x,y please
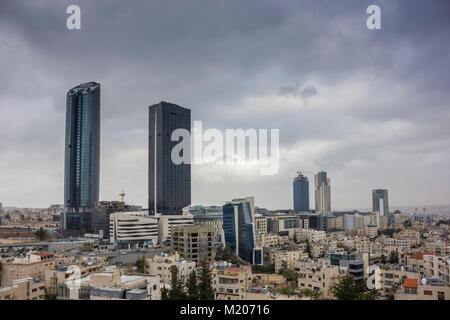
148,101 -> 191,215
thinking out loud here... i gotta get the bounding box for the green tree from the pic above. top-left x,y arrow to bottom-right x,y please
330,275 -> 378,300
301,288 -> 324,300
136,255 -> 146,274
305,240 -> 312,258
389,250 -> 399,264
168,265 -> 187,300
186,270 -> 199,300
45,292 -> 57,300
381,254 -> 387,264
35,227 -> 51,241
198,260 -> 215,300
251,264 -> 275,274
161,286 -> 169,300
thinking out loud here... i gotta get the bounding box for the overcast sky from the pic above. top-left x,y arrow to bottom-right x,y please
0,0 -> 449,210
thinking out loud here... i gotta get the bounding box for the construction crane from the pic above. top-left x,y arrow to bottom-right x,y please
119,190 -> 125,211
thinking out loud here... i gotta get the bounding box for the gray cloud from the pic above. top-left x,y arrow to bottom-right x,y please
0,0 -> 449,210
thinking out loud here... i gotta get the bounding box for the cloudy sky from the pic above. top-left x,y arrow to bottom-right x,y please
0,0 -> 449,210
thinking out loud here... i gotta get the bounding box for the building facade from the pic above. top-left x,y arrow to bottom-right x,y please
315,171 -> 331,213
293,172 -> 309,213
148,101 -> 191,215
63,82 -> 101,232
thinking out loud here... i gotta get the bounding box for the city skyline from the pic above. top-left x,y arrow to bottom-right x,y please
1,1 -> 450,210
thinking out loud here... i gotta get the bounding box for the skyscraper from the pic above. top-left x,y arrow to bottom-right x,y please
372,189 -> 390,222
222,197 -> 256,263
148,101 -> 191,215
63,82 -> 101,232
293,172 -> 309,212
315,171 -> 331,213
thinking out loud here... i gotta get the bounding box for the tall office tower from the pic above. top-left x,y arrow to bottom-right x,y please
148,101 -> 191,215
63,82 -> 101,232
222,197 -> 256,263
315,171 -> 331,213
293,172 -> 309,212
372,189 -> 390,223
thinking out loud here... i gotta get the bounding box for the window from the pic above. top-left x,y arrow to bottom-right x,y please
423,290 -> 432,296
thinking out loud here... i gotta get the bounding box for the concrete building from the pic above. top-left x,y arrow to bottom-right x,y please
171,225 -> 215,263
295,259 -> 339,298
109,211 -> 159,246
213,266 -> 252,300
0,277 -> 46,300
1,252 -> 55,287
145,252 -> 195,285
274,250 -> 308,273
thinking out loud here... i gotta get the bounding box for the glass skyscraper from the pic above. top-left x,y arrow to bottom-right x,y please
148,101 -> 191,215
315,171 -> 331,213
222,197 -> 256,263
372,189 -> 390,222
63,82 -> 101,232
293,171 -> 309,212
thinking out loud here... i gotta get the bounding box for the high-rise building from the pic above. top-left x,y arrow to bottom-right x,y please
293,172 -> 309,213
372,189 -> 390,223
63,82 -> 101,232
315,171 -> 331,213
148,101 -> 191,215
222,197 -> 257,263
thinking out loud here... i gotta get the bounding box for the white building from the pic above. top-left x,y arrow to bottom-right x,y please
109,212 -> 159,245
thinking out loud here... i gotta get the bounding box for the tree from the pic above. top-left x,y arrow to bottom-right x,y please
198,260 -> 215,300
305,240 -> 312,258
45,292 -> 57,300
389,250 -> 399,264
301,288 -> 324,300
35,227 -> 51,241
168,265 -> 187,300
252,264 -> 275,274
161,286 -> 169,300
186,270 -> 199,300
136,255 -> 146,274
330,275 -> 378,300
381,254 -> 387,264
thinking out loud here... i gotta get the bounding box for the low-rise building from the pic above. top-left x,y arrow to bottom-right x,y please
0,277 -> 46,300
145,252 -> 195,285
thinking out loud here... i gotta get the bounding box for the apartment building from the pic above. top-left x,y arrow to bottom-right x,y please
1,252 -> 55,287
296,229 -> 326,243
405,252 -> 436,275
45,255 -> 107,295
274,250 -> 308,273
145,252 -> 195,285
295,259 -> 340,298
57,268 -> 161,300
213,266 -> 252,300
171,225 -> 215,263
395,277 -> 450,300
423,254 -> 450,282
378,265 -> 419,296
0,277 -> 45,300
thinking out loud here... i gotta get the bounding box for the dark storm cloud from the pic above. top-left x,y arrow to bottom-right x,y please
0,0 -> 449,209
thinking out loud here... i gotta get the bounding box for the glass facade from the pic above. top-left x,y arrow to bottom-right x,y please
222,200 -> 255,263
372,189 -> 389,220
293,172 -> 309,212
148,101 -> 191,215
63,82 -> 101,231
